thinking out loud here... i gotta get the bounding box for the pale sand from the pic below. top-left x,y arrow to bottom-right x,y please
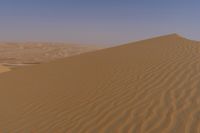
0,65 -> 10,73
0,42 -> 101,67
0,34 -> 199,132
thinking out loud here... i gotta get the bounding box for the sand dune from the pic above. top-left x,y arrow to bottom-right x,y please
0,34 -> 200,132
0,65 -> 10,73
0,42 -> 100,67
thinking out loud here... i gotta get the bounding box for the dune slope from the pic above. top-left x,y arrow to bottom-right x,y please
0,34 -> 200,132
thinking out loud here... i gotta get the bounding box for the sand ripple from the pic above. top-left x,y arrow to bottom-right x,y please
0,34 -> 200,132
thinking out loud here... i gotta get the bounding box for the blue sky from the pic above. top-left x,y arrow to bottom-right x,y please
0,0 -> 200,45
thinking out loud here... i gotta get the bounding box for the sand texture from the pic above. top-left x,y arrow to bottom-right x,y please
0,42 -> 100,67
0,65 -> 10,73
0,34 -> 200,132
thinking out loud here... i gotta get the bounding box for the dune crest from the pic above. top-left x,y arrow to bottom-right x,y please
0,34 -> 200,132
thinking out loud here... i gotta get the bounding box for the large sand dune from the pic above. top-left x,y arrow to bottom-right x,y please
0,34 -> 200,132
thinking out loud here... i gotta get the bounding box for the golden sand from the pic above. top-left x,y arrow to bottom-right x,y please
0,65 -> 10,73
0,34 -> 199,132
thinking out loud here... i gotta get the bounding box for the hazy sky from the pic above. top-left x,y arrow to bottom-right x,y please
0,0 -> 200,45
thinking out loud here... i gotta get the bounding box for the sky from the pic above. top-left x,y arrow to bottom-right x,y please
0,0 -> 200,45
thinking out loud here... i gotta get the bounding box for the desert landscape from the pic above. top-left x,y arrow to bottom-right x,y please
1,0 -> 200,132
0,42 -> 100,68
1,34 -> 200,132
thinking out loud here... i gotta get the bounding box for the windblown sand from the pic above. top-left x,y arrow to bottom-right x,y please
0,65 -> 10,73
0,34 -> 200,132
0,42 -> 100,67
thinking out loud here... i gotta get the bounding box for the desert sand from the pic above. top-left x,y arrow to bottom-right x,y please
0,42 -> 100,67
0,65 -> 10,73
0,34 -> 200,132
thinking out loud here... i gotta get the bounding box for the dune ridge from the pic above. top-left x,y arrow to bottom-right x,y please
0,34 -> 200,132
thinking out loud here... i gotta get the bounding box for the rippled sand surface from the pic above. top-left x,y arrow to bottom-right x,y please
0,34 -> 199,132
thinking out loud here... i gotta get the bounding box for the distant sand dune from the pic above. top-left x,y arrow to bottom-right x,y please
0,34 -> 200,132
0,42 -> 101,67
0,65 -> 10,73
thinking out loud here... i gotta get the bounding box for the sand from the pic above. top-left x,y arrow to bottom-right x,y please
0,42 -> 101,67
0,65 -> 10,73
0,34 -> 199,132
